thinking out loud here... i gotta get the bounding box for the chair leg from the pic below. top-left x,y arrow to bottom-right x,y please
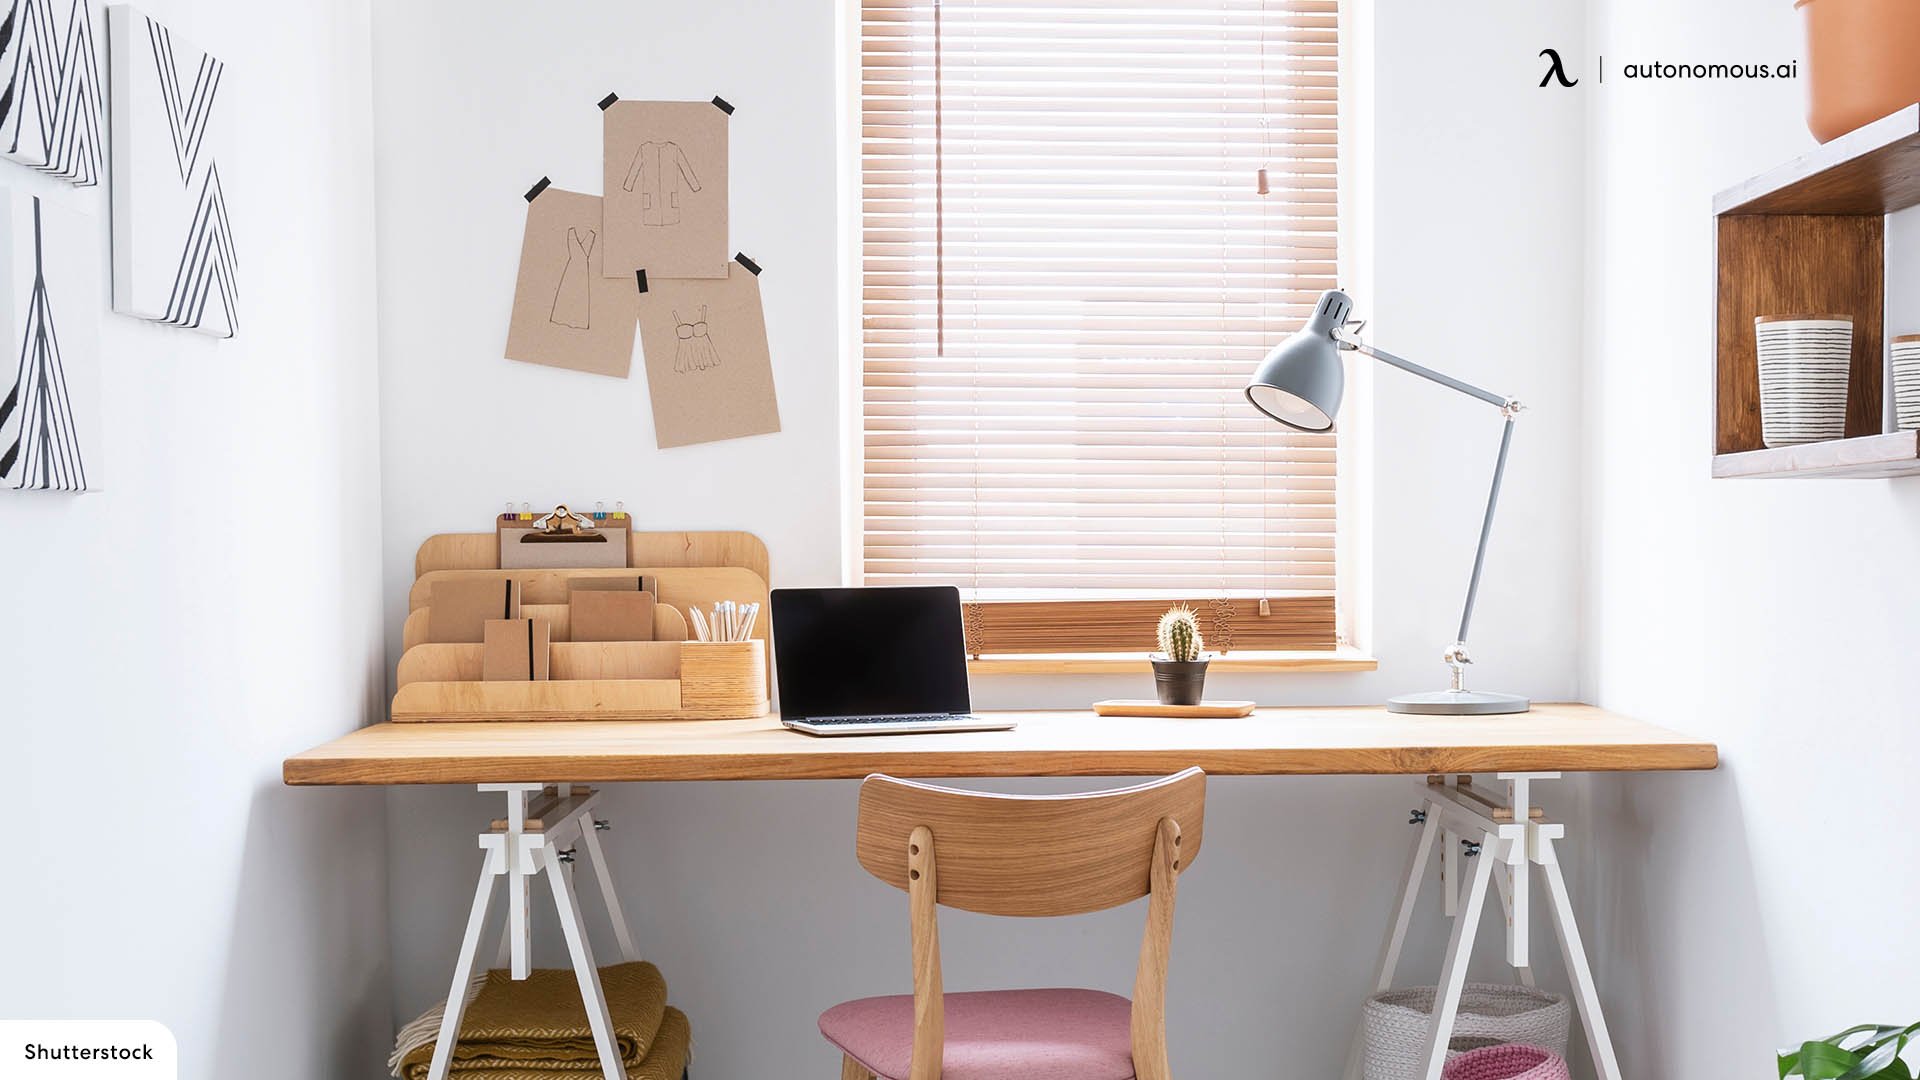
841,1053 -> 874,1080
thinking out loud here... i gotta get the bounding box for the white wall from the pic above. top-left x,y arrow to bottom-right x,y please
1582,0 -> 1920,1074
368,1 -> 1603,1076
0,1 -> 391,1075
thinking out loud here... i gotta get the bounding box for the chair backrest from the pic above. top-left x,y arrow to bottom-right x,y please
853,769 -> 1206,1080
855,768 -> 1206,916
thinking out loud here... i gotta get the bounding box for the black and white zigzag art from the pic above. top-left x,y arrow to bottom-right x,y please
0,197 -> 87,491
109,5 -> 236,338
0,0 -> 104,185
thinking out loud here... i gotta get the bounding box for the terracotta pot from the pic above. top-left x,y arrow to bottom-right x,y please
1800,0 -> 1920,143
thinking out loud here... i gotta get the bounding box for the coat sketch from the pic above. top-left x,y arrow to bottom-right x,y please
622,140 -> 701,227
549,226 -> 594,329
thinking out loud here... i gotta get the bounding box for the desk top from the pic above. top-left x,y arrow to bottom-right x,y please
282,704 -> 1717,786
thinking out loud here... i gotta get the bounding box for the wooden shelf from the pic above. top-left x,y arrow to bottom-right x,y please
1712,430 -> 1920,479
1715,105 -> 1920,216
1711,105 -> 1920,478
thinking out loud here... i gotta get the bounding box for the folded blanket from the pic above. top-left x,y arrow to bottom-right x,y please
399,962 -> 670,1080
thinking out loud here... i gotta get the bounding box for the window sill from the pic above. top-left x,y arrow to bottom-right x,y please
967,648 -> 1377,676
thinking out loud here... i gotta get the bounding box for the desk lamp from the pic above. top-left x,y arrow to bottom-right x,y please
1245,289 -> 1529,715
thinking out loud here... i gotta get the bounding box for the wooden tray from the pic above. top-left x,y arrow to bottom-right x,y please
408,565 -> 769,643
393,641 -> 767,722
403,602 -> 688,650
1091,699 -> 1256,718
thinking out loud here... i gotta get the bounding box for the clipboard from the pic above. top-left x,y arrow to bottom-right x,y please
498,505 -> 632,569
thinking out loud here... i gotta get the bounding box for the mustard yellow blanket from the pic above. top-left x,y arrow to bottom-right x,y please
400,962 -> 688,1080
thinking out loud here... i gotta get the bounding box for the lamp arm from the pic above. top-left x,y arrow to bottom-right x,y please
1336,328 -> 1524,690
1337,333 -> 1511,410
1456,416 -> 1515,650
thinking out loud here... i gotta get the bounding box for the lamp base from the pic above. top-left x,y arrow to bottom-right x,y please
1388,689 -> 1531,716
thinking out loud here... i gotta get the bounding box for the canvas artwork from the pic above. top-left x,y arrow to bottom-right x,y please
0,0 -> 105,185
602,99 -> 728,280
504,184 -> 643,378
107,4 -> 237,338
635,258 -> 778,448
0,189 -> 100,492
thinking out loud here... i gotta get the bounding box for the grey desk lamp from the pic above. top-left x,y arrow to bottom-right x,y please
1245,289 -> 1529,715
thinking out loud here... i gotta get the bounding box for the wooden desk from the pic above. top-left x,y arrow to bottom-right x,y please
290,704 -> 1713,1080
282,702 -> 1714,786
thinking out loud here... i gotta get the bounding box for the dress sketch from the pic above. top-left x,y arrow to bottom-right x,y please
622,140 -> 701,226
673,306 -> 720,373
550,227 -> 594,329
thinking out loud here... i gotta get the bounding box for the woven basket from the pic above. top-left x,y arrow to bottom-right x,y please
1362,984 -> 1570,1080
1441,1044 -> 1571,1080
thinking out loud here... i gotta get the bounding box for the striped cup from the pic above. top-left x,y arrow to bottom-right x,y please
1755,315 -> 1852,448
1893,334 -> 1920,431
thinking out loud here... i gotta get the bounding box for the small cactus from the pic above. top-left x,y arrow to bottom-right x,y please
1156,604 -> 1204,662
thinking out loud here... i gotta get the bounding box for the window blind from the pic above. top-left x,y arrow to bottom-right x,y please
859,0 -> 1340,651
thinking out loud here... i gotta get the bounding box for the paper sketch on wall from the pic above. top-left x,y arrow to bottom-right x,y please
602,99 -> 728,279
0,0 -> 105,184
506,184 -> 641,378
107,5 -> 237,338
549,227 -> 594,329
636,257 -> 778,449
672,305 -> 719,372
623,140 -> 699,226
0,189 -> 101,492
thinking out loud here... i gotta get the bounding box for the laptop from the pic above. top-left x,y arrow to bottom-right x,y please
770,585 -> 1015,736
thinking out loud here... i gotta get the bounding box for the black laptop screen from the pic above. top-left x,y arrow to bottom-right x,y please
770,586 -> 972,719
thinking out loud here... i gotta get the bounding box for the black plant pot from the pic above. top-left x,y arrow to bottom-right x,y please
1150,657 -> 1209,706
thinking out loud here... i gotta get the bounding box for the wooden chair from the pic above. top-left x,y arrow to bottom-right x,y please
820,768 -> 1206,1080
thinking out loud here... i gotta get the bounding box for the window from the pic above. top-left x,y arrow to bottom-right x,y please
857,0 -> 1341,657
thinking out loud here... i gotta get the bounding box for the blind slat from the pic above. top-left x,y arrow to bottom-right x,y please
859,0 -> 1339,604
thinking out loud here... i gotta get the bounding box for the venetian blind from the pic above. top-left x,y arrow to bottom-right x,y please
859,0 -> 1340,611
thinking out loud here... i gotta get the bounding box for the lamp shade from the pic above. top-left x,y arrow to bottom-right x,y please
1245,288 -> 1352,432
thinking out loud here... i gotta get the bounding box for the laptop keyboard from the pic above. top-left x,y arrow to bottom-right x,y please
803,714 -> 969,725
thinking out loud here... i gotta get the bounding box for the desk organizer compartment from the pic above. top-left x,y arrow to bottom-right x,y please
392,528 -> 772,723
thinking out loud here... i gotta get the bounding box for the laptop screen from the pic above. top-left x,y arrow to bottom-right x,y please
770,586 -> 972,719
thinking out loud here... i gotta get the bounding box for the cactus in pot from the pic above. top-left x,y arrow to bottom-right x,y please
1150,604 -> 1209,706
1156,604 -> 1204,662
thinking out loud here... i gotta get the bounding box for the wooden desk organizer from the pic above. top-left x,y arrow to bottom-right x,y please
393,529 -> 771,723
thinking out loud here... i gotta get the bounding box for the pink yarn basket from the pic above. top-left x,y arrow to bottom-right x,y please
1440,1044 -> 1571,1080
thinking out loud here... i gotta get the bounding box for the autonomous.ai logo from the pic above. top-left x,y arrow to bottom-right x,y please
1539,48 -> 1578,87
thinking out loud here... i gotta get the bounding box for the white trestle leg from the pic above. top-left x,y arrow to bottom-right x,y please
428,784 -> 636,1080
1343,773 -> 1622,1080
426,846 -> 504,1080
1417,830 -> 1496,1080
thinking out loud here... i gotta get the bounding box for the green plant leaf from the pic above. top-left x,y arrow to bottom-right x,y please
1838,1038 -> 1906,1080
1799,1041 -> 1866,1080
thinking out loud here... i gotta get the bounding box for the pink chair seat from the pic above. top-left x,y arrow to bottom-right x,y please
820,987 -> 1136,1080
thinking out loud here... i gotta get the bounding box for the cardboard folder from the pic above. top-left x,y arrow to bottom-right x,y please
483,618 -> 551,681
431,578 -> 522,643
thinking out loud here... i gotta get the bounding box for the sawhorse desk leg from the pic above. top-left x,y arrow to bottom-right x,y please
1343,772 -> 1622,1080
426,783 -> 642,1080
